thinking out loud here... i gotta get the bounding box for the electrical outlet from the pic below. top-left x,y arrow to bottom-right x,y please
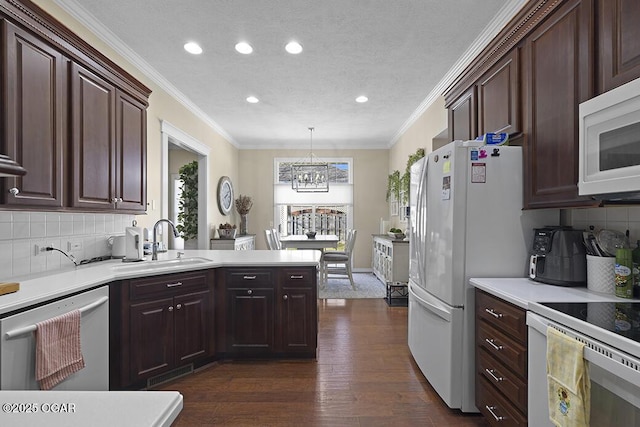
34,244 -> 40,256
67,241 -> 82,252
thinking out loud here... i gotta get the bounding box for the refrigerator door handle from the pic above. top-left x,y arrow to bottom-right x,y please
415,157 -> 429,285
409,284 -> 452,322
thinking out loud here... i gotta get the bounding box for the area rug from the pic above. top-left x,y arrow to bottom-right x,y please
319,272 -> 386,299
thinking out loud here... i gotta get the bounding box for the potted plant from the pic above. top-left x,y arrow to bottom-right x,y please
177,161 -> 198,245
235,195 -> 253,235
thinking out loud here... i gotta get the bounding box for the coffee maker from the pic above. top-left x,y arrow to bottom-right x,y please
529,226 -> 587,286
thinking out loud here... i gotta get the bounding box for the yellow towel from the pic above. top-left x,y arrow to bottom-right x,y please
547,326 -> 590,427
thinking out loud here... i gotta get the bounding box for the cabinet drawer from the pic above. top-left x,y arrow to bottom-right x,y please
477,320 -> 527,376
477,376 -> 527,426
129,271 -> 209,300
226,268 -> 274,287
280,268 -> 315,286
476,290 -> 526,342
477,347 -> 527,411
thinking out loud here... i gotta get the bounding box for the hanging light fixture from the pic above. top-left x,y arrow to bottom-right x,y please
291,127 -> 329,192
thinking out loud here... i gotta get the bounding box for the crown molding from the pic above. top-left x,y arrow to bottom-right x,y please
389,0 -> 528,147
53,0 -> 237,148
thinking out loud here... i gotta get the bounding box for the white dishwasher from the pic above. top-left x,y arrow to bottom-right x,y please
0,286 -> 109,390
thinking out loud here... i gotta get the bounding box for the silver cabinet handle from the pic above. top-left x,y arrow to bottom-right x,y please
8,187 -> 19,196
247,289 -> 253,295
283,295 -> 288,300
290,275 -> 303,279
176,304 -> 182,310
166,282 -> 183,288
485,338 -> 503,351
485,405 -> 504,422
485,368 -> 503,383
168,306 -> 174,312
243,275 -> 257,280
118,197 -> 123,202
111,197 -> 118,203
485,308 -> 503,319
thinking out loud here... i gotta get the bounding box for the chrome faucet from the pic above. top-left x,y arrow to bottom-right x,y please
152,219 -> 180,260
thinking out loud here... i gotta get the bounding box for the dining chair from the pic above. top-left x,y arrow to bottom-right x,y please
264,229 -> 276,250
321,229 -> 357,289
271,228 -> 282,250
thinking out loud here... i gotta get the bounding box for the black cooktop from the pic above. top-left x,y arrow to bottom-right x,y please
542,301 -> 640,344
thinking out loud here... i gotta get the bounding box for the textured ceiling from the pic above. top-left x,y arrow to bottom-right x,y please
55,0 -> 524,149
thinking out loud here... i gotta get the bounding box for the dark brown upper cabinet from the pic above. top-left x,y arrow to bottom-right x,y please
477,48 -> 521,136
523,0 -> 595,209
447,86 -> 476,142
598,0 -> 640,94
1,20 -> 65,207
0,0 -> 150,213
71,62 -> 118,210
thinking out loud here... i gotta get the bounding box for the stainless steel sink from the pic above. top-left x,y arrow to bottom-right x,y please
111,257 -> 212,274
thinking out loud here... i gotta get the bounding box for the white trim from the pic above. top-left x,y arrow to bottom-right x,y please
389,0 -> 528,147
161,120 -> 210,249
53,0 -> 237,147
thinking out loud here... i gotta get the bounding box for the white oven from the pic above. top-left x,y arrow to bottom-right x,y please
528,306 -> 640,426
0,286 -> 109,390
578,77 -> 640,199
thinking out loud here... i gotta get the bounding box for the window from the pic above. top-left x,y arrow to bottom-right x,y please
274,158 -> 353,243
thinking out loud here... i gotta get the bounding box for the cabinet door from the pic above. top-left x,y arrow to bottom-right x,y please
174,290 -> 211,364
477,48 -> 521,136
523,0 -> 595,208
2,21 -> 65,207
448,86 -> 476,142
279,284 -> 316,354
226,287 -> 275,354
598,0 -> 640,93
115,90 -> 147,211
70,62 -> 117,209
129,297 -> 174,382
278,268 -> 317,354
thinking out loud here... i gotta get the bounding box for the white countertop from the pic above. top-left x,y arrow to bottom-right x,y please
0,390 -> 182,426
470,277 -> 631,309
0,249 -> 320,315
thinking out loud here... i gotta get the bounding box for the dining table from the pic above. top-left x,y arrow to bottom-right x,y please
279,234 -> 339,250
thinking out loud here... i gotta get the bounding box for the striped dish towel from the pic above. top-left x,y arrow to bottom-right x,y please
35,309 -> 85,390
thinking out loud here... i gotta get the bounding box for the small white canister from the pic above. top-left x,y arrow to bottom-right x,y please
586,255 -> 616,294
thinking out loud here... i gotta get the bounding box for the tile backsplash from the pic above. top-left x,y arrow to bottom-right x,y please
568,206 -> 640,246
0,211 -> 134,279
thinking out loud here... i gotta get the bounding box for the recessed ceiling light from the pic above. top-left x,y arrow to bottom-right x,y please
235,42 -> 253,54
285,41 -> 303,54
246,96 -> 259,104
183,42 -> 203,55
356,96 -> 369,103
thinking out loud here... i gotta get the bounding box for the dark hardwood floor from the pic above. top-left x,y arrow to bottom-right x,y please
157,298 -> 488,426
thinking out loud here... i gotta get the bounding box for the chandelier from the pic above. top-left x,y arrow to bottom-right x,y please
291,127 -> 329,192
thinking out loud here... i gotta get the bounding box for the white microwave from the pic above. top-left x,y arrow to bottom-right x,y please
578,77 -> 640,199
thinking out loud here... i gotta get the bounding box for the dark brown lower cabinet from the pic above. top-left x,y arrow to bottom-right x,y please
110,270 -> 215,390
475,289 -> 528,426
216,266 -> 317,358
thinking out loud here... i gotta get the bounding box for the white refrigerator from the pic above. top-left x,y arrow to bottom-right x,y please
407,140 -> 557,412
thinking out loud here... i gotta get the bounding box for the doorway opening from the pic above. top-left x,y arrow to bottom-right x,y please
161,121 -> 210,249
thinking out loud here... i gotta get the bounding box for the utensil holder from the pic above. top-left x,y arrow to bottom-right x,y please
586,255 -> 615,294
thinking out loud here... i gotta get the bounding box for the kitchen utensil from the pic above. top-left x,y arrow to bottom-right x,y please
109,235 -> 126,258
596,229 -> 629,256
125,225 -> 144,261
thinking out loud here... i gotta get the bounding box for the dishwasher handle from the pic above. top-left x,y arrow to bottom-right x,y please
4,296 -> 109,339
